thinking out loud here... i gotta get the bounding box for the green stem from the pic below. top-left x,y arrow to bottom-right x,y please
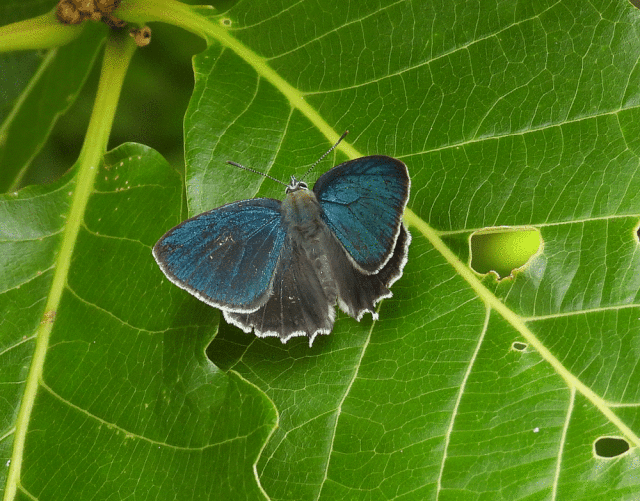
117,0 -> 214,40
3,32 -> 137,501
0,11 -> 84,52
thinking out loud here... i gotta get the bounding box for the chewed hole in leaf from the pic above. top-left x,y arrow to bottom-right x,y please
594,437 -> 630,458
512,342 -> 527,351
636,224 -> 640,243
470,227 -> 541,279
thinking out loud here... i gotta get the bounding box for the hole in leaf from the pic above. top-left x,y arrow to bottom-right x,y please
512,342 -> 527,351
470,227 -> 541,279
220,18 -> 232,26
636,225 -> 640,243
594,437 -> 630,458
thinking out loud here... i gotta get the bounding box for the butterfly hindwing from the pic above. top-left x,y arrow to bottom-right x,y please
153,198 -> 286,312
329,222 -> 411,320
313,155 -> 410,273
224,231 -> 338,343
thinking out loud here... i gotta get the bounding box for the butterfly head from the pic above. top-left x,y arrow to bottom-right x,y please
285,176 -> 309,194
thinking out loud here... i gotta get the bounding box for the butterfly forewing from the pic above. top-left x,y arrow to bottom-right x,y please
312,155 -> 410,273
153,199 -> 286,311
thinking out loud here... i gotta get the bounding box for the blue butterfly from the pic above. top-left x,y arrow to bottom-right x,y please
153,137 -> 411,346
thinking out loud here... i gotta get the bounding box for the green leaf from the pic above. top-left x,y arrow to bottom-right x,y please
3,0 -> 640,500
1,143 -> 276,499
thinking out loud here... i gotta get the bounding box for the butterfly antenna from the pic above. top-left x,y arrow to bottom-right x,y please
300,130 -> 349,181
226,161 -> 289,187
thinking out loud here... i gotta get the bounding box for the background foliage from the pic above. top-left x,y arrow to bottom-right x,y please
1,0 -> 640,499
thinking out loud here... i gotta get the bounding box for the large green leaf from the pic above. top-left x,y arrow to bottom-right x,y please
2,0 -> 640,499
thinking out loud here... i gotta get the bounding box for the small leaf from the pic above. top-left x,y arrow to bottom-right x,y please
470,227 -> 541,278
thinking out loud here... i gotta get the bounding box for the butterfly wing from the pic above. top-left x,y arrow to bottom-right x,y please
153,199 -> 286,312
313,155 -> 410,273
224,230 -> 338,345
329,222 -> 411,320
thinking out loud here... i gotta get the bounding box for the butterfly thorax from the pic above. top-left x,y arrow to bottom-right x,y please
281,187 -> 326,242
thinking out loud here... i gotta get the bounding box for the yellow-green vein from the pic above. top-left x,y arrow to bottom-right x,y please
3,34 -> 137,501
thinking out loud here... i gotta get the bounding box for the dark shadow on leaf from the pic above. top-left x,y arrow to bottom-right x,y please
594,437 -> 630,458
512,342 -> 527,351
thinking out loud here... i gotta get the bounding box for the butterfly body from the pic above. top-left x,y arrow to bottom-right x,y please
280,181 -> 324,238
153,155 -> 410,346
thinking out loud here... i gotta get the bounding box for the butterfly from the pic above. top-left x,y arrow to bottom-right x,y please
153,134 -> 411,346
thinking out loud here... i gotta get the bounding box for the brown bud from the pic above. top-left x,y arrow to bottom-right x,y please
130,26 -> 152,47
56,0 -> 84,24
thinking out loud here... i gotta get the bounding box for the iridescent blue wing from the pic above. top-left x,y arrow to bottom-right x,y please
313,156 -> 410,273
153,199 -> 286,311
